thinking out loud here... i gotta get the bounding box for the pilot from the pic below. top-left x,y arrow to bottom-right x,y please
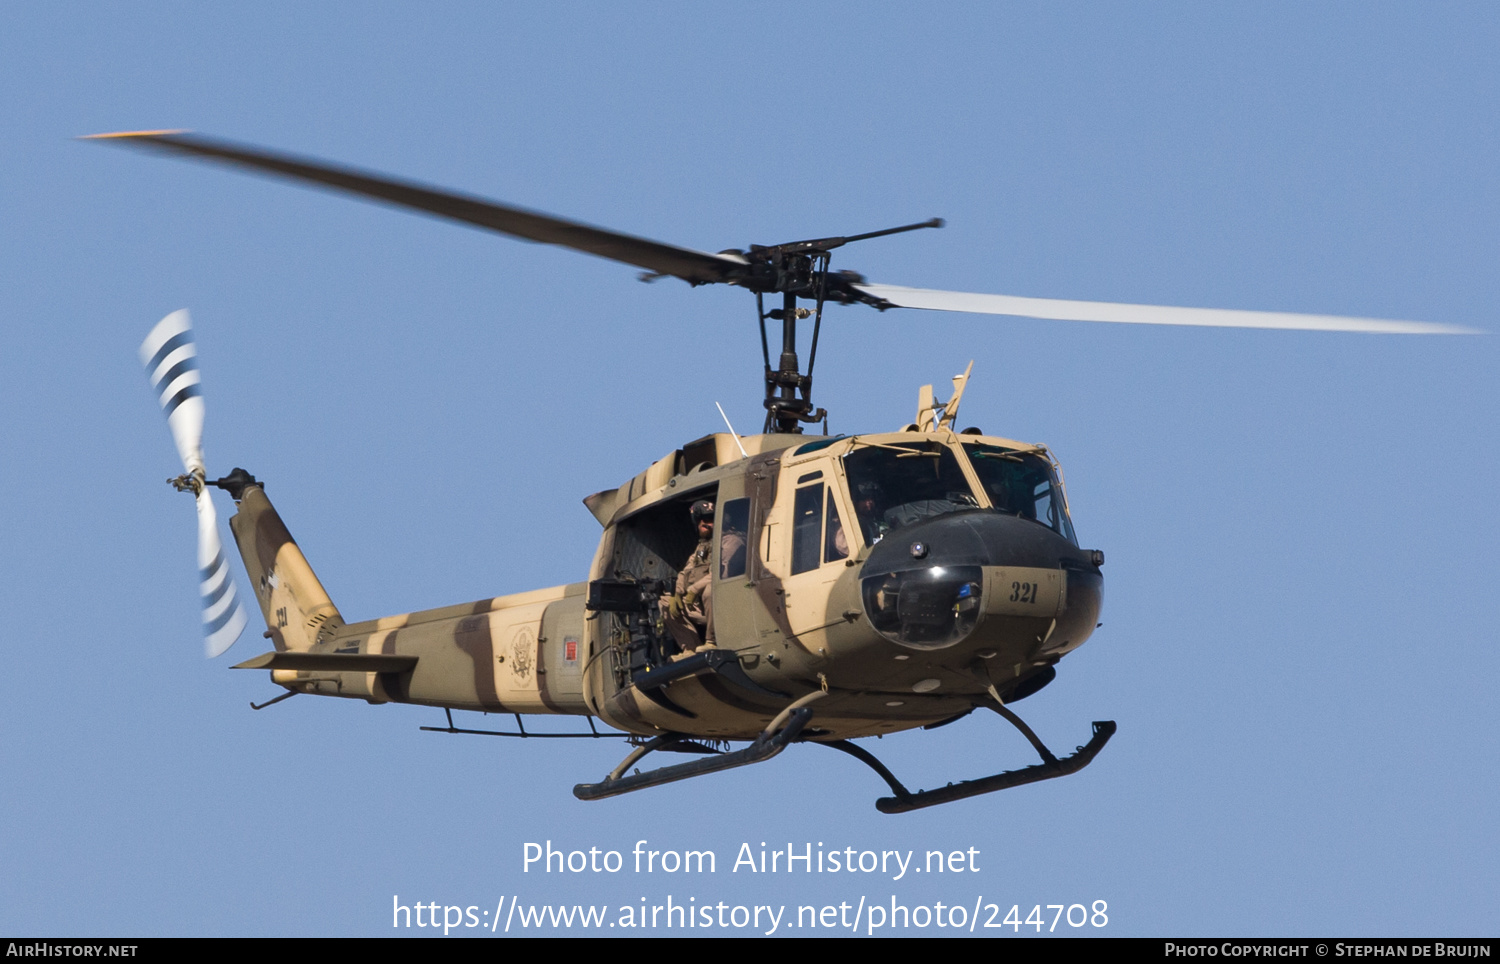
665,500 -> 719,653
852,480 -> 890,544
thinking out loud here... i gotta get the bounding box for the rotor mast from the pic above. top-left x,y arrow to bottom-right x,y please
749,219 -> 943,433
758,277 -> 823,434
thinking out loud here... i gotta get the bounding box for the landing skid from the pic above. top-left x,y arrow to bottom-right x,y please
573,690 -> 1113,812
573,692 -> 825,801
822,709 -> 1116,813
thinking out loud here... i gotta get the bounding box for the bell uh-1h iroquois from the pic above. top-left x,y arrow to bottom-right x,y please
100,131 -> 1475,813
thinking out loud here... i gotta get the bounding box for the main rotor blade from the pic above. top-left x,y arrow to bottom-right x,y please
853,283 -> 1478,334
85,130 -> 746,285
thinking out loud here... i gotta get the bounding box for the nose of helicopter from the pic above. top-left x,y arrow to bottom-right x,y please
858,510 -> 1103,651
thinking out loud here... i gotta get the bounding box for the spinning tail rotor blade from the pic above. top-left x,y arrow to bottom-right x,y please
852,283 -> 1478,335
140,310 -> 248,657
195,488 -> 248,658
139,309 -> 206,476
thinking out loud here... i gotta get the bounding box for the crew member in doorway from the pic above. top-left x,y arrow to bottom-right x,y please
666,500 -> 718,653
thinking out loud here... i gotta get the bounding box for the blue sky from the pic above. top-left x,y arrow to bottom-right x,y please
2,3 -> 1496,937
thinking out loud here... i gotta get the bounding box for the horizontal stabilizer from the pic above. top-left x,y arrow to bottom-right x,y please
231,651 -> 418,673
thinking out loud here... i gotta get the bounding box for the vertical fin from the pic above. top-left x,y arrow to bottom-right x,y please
227,484 -> 343,652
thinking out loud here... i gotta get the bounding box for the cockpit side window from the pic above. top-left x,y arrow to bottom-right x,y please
842,442 -> 979,541
823,493 -> 849,563
962,443 -> 1078,545
791,484 -> 824,575
790,483 -> 850,574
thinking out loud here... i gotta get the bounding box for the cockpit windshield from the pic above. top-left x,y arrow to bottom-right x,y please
962,443 -> 1077,545
842,441 -> 980,543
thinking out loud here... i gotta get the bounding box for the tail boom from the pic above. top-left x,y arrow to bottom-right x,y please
225,480 -> 593,716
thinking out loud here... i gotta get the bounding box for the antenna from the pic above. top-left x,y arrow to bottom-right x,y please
938,361 -> 975,430
715,402 -> 749,458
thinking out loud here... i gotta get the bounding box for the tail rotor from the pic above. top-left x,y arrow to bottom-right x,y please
140,310 -> 249,657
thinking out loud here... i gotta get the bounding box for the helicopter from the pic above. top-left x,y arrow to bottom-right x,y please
99,130 -> 1472,814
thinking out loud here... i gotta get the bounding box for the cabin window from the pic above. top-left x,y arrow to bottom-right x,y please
719,498 -> 749,578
